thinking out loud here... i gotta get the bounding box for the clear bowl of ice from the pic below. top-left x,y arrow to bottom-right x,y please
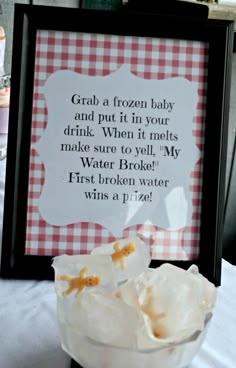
57,308 -> 212,368
53,237 -> 216,368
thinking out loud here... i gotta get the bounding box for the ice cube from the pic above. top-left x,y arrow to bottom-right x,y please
52,254 -> 116,297
67,289 -> 141,348
91,236 -> 151,282
116,263 -> 216,348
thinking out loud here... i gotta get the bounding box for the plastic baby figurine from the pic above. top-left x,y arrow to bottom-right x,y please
141,287 -> 167,338
56,266 -> 100,297
111,241 -> 136,269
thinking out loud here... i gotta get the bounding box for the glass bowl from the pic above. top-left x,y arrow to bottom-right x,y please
56,295 -> 212,368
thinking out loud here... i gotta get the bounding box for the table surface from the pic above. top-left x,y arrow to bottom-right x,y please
0,259 -> 236,368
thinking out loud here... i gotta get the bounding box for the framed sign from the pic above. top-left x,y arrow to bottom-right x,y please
0,4 -> 234,284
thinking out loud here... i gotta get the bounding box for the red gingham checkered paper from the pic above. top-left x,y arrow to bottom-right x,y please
25,30 -> 208,260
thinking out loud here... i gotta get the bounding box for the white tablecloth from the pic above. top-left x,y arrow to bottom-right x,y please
0,259 -> 235,368
191,259 -> 236,368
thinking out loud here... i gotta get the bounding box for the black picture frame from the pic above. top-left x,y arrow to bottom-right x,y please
0,4 -> 234,284
223,33 -> 236,265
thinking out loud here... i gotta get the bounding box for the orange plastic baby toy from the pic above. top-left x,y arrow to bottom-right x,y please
111,241 -> 136,269
56,266 -> 100,297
